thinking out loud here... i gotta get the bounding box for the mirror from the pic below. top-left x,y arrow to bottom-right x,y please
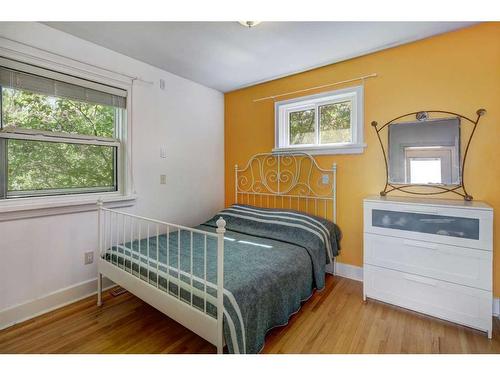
388,117 -> 460,185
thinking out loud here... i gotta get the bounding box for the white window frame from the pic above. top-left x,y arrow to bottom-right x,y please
0,42 -> 135,220
273,85 -> 366,155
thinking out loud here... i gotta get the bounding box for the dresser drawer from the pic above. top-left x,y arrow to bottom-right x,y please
364,233 -> 492,290
364,265 -> 492,334
364,201 -> 493,251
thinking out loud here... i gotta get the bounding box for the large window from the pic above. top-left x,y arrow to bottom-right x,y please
0,58 -> 127,199
274,86 -> 365,154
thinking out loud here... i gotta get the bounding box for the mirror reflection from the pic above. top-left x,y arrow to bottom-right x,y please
388,117 -> 461,185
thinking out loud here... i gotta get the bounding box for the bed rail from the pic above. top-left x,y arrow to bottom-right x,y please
96,201 -> 226,353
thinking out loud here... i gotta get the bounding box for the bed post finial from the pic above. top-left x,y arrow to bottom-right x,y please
216,216 -> 226,234
97,198 -> 104,209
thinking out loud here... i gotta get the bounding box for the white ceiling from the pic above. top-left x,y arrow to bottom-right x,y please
44,22 -> 473,92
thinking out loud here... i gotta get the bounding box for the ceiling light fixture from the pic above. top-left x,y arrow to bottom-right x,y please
238,21 -> 262,28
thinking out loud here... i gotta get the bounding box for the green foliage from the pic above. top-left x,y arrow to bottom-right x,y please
319,101 -> 351,144
289,109 -> 315,145
1,88 -> 117,193
289,101 -> 352,146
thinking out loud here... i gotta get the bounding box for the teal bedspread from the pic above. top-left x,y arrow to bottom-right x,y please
104,204 -> 341,353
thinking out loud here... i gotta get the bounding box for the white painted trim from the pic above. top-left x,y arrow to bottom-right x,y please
493,298 -> 500,317
334,261 -> 363,282
272,143 -> 366,155
0,37 -> 135,212
274,85 -> 365,155
0,276 -> 115,330
1,261 -> 497,333
0,194 -> 136,222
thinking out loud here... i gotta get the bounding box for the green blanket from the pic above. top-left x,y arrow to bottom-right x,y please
104,204 -> 341,353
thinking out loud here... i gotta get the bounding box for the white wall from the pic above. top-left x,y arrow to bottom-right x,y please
0,22 -> 224,322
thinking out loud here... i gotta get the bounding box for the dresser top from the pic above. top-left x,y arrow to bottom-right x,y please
364,195 -> 493,211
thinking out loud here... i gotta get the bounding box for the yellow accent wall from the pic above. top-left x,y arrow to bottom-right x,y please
224,23 -> 500,295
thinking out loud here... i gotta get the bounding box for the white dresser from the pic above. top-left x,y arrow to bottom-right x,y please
363,196 -> 493,338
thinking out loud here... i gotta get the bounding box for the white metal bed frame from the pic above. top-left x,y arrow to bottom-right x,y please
234,152 -> 337,268
96,152 -> 337,354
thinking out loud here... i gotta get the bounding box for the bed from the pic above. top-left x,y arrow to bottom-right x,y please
96,152 -> 340,354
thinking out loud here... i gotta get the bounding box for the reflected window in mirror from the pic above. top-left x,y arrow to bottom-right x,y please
388,118 -> 460,185
408,157 -> 442,184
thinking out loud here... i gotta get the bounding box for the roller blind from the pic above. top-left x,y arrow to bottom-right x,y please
0,61 -> 127,109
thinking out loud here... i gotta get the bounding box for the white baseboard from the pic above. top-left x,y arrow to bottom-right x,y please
1,263 -> 498,331
334,261 -> 363,282
0,276 -> 114,330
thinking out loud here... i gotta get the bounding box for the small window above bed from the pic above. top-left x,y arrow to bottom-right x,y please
273,86 -> 365,155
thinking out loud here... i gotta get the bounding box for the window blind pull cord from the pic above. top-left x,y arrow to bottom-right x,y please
252,73 -> 377,103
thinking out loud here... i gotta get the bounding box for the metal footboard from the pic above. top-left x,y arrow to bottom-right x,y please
96,201 -> 226,353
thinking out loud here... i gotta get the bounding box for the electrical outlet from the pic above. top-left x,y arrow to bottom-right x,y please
160,174 -> 167,185
84,251 -> 94,265
322,174 -> 330,184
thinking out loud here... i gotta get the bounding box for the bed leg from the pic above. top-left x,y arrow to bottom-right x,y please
216,342 -> 223,354
97,273 -> 103,307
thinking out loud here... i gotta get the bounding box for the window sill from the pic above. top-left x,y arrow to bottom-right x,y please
0,193 -> 136,222
273,143 -> 367,155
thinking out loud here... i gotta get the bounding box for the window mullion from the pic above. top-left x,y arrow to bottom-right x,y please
0,132 -> 120,147
350,97 -> 356,144
0,87 -> 5,199
0,127 -> 119,143
315,104 -> 320,145
0,84 -> 3,130
0,139 -> 6,199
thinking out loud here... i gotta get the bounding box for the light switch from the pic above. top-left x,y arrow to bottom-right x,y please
160,146 -> 167,158
322,174 -> 330,184
160,174 -> 167,185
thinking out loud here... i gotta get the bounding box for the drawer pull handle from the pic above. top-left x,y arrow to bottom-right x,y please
403,240 -> 438,250
403,274 -> 438,287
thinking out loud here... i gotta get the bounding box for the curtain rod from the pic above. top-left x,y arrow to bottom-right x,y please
0,36 -> 154,85
252,73 -> 378,103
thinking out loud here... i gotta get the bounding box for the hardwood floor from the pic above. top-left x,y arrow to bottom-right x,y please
1,275 -> 499,354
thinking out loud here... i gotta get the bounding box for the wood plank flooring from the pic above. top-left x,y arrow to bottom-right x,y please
1,275 -> 499,354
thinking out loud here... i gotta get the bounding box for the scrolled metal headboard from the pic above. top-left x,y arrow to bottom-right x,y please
234,152 -> 337,223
